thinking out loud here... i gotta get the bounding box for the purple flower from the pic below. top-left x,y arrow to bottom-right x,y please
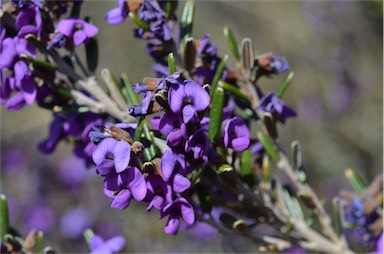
160,197 -> 195,235
139,0 -> 163,22
60,207 -> 91,239
371,233 -> 383,254
257,92 -> 297,123
344,197 -> 365,226
15,5 -> 42,38
0,36 -> 35,72
185,129 -> 210,159
57,18 -> 98,46
269,55 -> 290,73
25,205 -> 55,233
38,114 -> 64,154
11,0 -> 43,9
152,63 -> 170,78
197,34 -> 218,57
159,112 -> 187,147
224,117 -> 250,152
47,33 -> 66,50
150,19 -> 171,41
129,91 -> 154,116
105,0 -> 129,25
144,174 -> 172,211
89,234 -> 125,254
161,149 -> 190,193
256,54 -> 290,76
104,167 -> 147,210
168,80 -> 210,124
92,138 -> 131,174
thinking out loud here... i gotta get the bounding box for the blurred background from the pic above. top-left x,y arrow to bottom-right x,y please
1,0 -> 382,252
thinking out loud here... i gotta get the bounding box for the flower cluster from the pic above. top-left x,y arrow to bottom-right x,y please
1,0 -> 382,253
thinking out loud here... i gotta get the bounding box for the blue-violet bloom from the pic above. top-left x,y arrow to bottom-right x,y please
257,92 -> 297,123
160,197 -> 195,235
92,138 -> 131,173
168,80 -> 210,124
57,18 -> 98,46
89,234 -> 125,254
224,117 -> 250,152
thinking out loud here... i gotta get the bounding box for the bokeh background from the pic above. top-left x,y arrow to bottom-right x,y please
1,0 -> 382,253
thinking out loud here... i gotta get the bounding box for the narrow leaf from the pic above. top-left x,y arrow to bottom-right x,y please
134,117 -> 146,142
257,132 -> 279,162
83,228 -> 94,246
332,198 -> 342,236
129,13 -> 150,30
263,113 -> 278,139
121,73 -> 140,106
184,38 -> 196,73
0,194 -> 9,241
218,164 -> 233,173
219,81 -> 248,101
70,1 -> 82,18
290,140 -> 302,170
240,38 -> 254,78
19,54 -> 58,70
168,53 -> 177,74
84,17 -> 98,73
208,87 -> 225,141
262,154 -> 269,185
345,168 -> 366,195
224,27 -> 240,61
240,150 -> 255,187
35,231 -> 44,254
210,54 -> 228,99
277,71 -> 294,98
180,0 -> 195,45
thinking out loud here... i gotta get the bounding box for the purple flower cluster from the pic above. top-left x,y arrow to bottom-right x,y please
106,0 -> 173,60
0,5 -> 42,110
38,112 -> 103,166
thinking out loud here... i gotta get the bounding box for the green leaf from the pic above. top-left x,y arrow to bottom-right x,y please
218,164 -> 233,173
83,228 -> 94,246
257,132 -> 279,162
19,54 -> 58,70
219,80 -> 248,101
84,17 -> 98,73
345,168 -> 366,195
210,55 -> 228,99
262,155 -> 270,184
277,71 -> 294,98
168,53 -> 177,74
223,27 -> 240,61
0,194 -> 9,241
180,0 -> 195,46
121,73 -> 140,106
332,198 -> 342,236
35,231 -> 44,254
240,150 -> 255,187
129,13 -> 150,30
208,87 -> 225,141
134,117 -> 146,142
